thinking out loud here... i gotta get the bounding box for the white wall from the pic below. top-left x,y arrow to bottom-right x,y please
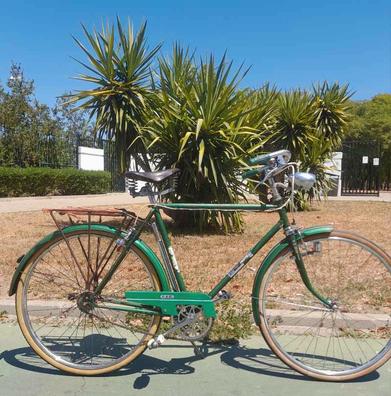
78,146 -> 104,171
325,152 -> 343,196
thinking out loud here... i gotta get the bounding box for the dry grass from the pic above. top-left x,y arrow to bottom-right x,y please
0,201 -> 390,299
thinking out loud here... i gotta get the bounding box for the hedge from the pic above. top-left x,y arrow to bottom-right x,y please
0,167 -> 111,197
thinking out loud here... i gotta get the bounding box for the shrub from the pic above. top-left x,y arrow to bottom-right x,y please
208,300 -> 254,342
143,47 -> 272,232
0,167 -> 111,197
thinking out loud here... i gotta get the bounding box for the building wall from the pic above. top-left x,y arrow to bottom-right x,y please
78,146 -> 104,171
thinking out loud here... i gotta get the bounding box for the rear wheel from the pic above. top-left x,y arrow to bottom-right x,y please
257,231 -> 391,381
15,229 -> 162,375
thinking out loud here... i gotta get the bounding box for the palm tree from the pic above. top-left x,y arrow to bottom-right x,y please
312,82 -> 351,147
68,18 -> 161,173
143,47 -> 272,232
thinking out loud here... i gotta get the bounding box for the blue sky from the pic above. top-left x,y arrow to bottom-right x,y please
0,0 -> 390,106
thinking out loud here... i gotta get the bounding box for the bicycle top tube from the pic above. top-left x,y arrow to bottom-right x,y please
153,202 -> 279,211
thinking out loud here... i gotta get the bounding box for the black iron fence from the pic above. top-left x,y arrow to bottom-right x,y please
0,135 -> 125,192
2,134 -> 389,195
341,140 -> 391,195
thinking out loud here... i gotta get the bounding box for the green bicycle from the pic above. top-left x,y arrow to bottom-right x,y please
9,150 -> 391,381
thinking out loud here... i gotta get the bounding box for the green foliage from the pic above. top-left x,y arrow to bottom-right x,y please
298,84 -> 351,205
143,47 -> 272,232
68,20 -> 352,225
0,64 -> 93,168
346,94 -> 391,190
69,18 -> 161,172
347,94 -> 391,148
208,300 -> 254,342
293,137 -> 336,210
0,167 -> 111,197
312,82 -> 351,147
270,83 -> 351,208
274,90 -> 316,156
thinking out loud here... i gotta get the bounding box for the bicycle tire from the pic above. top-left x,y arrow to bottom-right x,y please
15,229 -> 162,375
256,230 -> 391,381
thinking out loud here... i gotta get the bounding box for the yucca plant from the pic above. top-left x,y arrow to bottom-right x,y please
271,84 -> 351,209
68,18 -> 161,172
293,136 -> 336,210
273,90 -> 316,159
143,48 -> 270,232
312,82 -> 352,147
235,84 -> 279,152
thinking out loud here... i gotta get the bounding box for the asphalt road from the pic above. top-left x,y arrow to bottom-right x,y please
0,323 -> 390,396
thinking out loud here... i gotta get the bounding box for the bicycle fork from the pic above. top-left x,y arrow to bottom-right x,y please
285,227 -> 333,309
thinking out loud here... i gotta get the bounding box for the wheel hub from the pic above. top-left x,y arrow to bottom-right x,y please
76,291 -> 97,314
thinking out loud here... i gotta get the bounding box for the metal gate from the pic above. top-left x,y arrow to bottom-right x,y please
341,141 -> 381,196
102,140 -> 125,192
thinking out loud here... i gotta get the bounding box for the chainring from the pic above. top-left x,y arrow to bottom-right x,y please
173,305 -> 214,341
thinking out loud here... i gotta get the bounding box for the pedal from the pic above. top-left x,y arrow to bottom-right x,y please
191,341 -> 207,359
147,334 -> 166,349
215,290 -> 231,302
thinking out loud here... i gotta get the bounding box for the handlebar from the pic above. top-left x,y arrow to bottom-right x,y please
242,150 -> 292,180
241,166 -> 268,180
248,150 -> 291,166
242,149 -> 316,204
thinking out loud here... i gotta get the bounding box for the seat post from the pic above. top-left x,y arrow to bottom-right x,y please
147,184 -> 157,205
146,187 -> 180,291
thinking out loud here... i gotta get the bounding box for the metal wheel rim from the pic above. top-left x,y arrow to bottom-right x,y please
21,232 -> 157,371
261,236 -> 391,377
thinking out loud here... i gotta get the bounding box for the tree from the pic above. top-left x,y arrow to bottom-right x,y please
346,94 -> 391,189
143,47 -> 272,232
51,94 -> 95,166
0,64 -> 90,168
68,19 -> 352,230
270,83 -> 351,208
0,63 -> 40,166
69,18 -> 161,173
347,94 -> 391,148
53,94 -> 94,141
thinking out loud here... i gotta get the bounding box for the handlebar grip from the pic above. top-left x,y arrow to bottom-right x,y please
249,154 -> 271,166
242,166 -> 267,180
249,150 -> 291,166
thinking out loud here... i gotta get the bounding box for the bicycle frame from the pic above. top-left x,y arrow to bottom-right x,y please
94,201 -> 332,309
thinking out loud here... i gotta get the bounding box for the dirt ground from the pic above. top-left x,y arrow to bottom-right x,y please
0,200 -> 390,298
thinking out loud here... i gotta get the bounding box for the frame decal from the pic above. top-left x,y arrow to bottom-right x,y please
227,251 -> 254,278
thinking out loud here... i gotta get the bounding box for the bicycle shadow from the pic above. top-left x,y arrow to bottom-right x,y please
0,341 -> 380,389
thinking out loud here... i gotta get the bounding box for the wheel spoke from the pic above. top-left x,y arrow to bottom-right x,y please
259,233 -> 391,379
18,230 -> 160,374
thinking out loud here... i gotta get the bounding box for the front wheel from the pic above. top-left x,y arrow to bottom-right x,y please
256,231 -> 391,381
15,229 -> 162,375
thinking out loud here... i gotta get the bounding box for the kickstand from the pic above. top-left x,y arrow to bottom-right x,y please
190,339 -> 207,358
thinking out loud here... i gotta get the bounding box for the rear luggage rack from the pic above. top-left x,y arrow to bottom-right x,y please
43,207 -> 148,233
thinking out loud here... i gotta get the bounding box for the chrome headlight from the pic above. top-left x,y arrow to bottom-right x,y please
291,172 -> 316,191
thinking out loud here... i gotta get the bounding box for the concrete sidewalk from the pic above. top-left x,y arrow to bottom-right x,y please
0,323 -> 390,396
0,191 -> 389,214
328,191 -> 391,202
0,193 -> 148,213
